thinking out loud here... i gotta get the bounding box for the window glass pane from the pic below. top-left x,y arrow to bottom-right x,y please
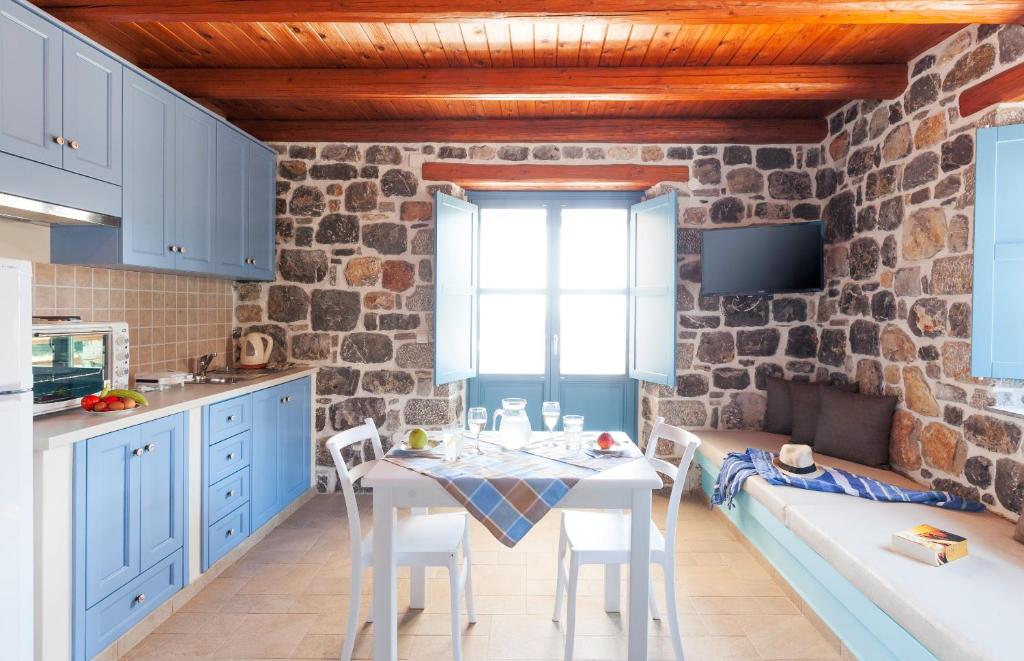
479,294 -> 546,374
479,208 -> 547,289
560,208 -> 627,289
559,294 -> 626,375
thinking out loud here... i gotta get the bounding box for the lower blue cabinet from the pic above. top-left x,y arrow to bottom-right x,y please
202,376 -> 312,570
74,412 -> 186,661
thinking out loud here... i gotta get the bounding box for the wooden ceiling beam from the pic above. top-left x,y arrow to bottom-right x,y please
34,0 -> 1024,24
959,63 -> 1024,118
421,163 -> 689,191
150,65 -> 906,103
234,118 -> 827,145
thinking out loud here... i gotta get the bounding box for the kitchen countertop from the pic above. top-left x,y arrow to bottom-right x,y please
33,366 -> 318,452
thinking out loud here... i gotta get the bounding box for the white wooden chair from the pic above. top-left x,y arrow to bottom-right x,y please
551,417 -> 701,661
326,419 -> 477,661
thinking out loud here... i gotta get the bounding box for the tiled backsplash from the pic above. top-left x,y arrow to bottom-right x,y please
32,263 -> 234,377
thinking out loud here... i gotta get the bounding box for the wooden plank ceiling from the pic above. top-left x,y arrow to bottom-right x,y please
32,1 -> 1022,144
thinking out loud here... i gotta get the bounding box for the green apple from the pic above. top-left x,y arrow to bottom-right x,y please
408,428 -> 429,450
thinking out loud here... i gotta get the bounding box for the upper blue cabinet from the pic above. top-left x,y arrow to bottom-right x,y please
1,0 -> 277,280
972,125 -> 1024,379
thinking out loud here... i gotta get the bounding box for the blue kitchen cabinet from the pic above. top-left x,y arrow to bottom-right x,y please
277,378 -> 311,506
215,123 -> 249,278
74,412 -> 186,661
202,377 -> 312,569
122,69 -> 176,270
247,140 -> 276,280
174,99 -> 217,272
61,32 -> 121,185
83,428 -> 140,609
249,385 -> 280,530
0,0 -> 62,168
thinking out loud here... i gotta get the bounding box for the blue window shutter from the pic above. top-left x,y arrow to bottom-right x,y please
628,192 -> 678,386
434,192 -> 480,385
973,125 -> 1024,379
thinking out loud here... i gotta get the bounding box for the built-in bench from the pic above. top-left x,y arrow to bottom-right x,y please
694,431 -> 1024,661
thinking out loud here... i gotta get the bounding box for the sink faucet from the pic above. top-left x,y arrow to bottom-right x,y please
195,353 -> 218,377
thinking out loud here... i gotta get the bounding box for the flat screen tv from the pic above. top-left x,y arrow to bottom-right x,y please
700,221 -> 824,296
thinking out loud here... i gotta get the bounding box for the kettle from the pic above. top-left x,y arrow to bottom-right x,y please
239,332 -> 274,369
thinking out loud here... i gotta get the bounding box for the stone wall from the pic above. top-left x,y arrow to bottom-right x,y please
240,140 -> 821,487
814,24 -> 1024,520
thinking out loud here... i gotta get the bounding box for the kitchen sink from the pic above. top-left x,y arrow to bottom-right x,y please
189,375 -> 245,385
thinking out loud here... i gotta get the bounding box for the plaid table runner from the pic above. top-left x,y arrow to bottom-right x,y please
386,435 -> 643,547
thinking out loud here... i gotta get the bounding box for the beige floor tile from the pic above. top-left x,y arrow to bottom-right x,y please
210,613 -> 318,658
737,614 -> 841,660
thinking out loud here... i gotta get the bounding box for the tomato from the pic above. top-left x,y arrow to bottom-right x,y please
103,395 -> 120,404
81,395 -> 100,411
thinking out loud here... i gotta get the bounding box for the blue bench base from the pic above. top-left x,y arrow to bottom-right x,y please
696,453 -> 936,661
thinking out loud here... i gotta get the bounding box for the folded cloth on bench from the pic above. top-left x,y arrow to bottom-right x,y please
712,447 -> 985,512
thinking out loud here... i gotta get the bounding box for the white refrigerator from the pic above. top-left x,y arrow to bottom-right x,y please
0,259 -> 33,660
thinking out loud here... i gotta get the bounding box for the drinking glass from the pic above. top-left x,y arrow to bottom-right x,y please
563,415 -> 584,451
442,422 -> 463,462
541,401 -> 560,445
467,407 -> 487,454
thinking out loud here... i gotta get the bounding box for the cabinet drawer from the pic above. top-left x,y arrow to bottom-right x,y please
208,468 -> 250,524
85,550 -> 183,659
208,394 -> 252,442
208,503 -> 250,567
207,431 -> 251,485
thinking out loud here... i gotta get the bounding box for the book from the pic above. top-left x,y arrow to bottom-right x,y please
892,524 -> 968,566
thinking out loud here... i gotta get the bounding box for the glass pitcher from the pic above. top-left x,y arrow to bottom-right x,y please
492,398 -> 533,450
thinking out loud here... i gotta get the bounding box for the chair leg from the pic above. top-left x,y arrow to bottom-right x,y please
448,557 -> 463,661
552,522 -> 568,622
663,562 -> 685,661
563,553 -> 581,661
648,569 -> 661,621
341,567 -> 363,661
461,524 -> 477,624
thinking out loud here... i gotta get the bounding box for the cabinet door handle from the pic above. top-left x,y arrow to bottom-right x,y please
68,139 -> 80,150
135,593 -> 146,604
227,415 -> 236,422
53,135 -> 65,145
227,452 -> 236,460
226,528 -> 236,537
145,443 -> 156,453
133,448 -> 144,457
180,246 -> 187,254
168,245 -> 177,253
226,490 -> 236,498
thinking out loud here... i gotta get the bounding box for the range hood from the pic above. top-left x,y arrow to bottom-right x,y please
0,192 -> 120,228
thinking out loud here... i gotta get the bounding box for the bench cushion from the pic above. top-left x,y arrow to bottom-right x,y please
696,430 -> 1024,661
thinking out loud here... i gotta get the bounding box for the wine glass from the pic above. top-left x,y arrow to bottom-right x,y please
467,407 -> 487,454
542,401 -> 560,445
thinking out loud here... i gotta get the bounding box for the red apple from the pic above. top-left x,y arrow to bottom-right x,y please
597,432 -> 615,450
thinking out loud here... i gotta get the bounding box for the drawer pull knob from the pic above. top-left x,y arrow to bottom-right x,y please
227,452 -> 236,460
133,448 -> 144,457
227,415 -> 236,422
180,246 -> 187,254
53,135 -> 65,145
226,528 -> 236,537
135,593 -> 146,604
226,490 -> 236,498
145,443 -> 156,453
69,139 -> 80,150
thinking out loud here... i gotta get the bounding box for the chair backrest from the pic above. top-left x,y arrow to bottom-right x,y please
325,418 -> 385,561
643,416 -> 701,555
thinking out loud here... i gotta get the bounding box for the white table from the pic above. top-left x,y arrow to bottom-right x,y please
362,431 -> 663,661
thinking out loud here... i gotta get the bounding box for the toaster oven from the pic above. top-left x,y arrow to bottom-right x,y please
31,318 -> 130,416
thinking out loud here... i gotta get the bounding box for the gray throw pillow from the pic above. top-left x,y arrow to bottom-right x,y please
813,387 -> 898,467
764,378 -> 793,434
789,380 -> 822,445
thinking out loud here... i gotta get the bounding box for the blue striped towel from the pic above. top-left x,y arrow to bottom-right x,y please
712,448 -> 985,512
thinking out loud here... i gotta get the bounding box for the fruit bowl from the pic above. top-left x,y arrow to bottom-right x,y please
81,389 -> 149,414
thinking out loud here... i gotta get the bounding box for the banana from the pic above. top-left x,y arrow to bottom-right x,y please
99,386 -> 110,399
108,389 -> 149,407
